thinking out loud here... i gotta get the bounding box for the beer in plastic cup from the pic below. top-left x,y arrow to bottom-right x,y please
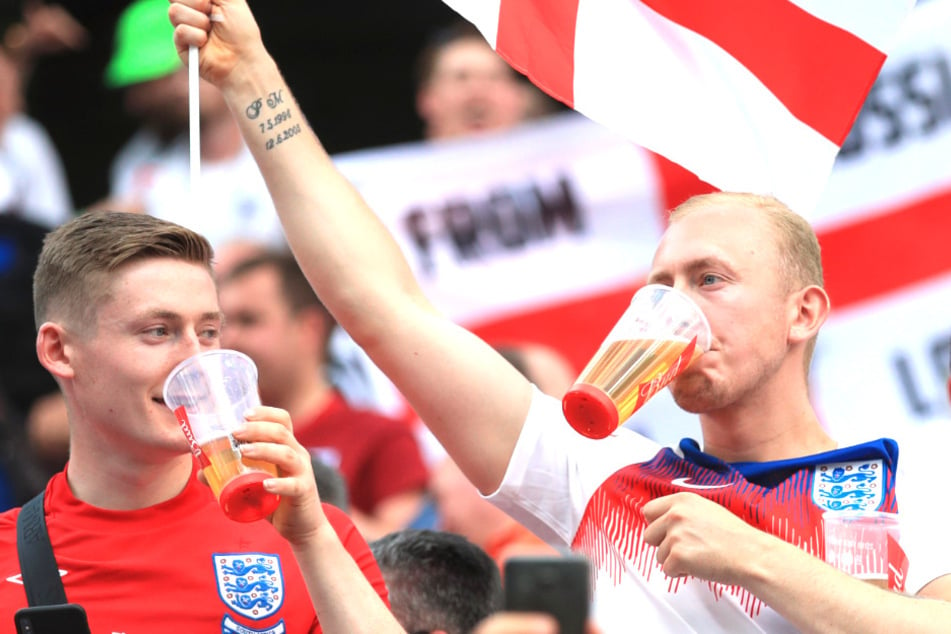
822,510 -> 907,591
562,284 -> 711,439
163,349 -> 280,522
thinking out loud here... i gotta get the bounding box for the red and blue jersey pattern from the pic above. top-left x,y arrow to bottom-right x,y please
573,438 -> 899,616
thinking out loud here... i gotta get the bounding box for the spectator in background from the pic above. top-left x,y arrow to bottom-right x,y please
102,0 -> 188,204
1,11 -> 76,476
0,214 -> 57,510
430,456 -> 558,573
414,20 -> 559,141
218,250 -> 429,539
0,2 -> 80,228
495,343 -> 576,398
97,0 -> 286,260
0,212 -> 53,430
0,1 -> 88,486
1,2 -> 87,73
311,455 -> 350,513
371,528 -> 503,634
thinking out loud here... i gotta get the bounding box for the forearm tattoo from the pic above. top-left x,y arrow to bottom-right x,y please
245,89 -> 301,151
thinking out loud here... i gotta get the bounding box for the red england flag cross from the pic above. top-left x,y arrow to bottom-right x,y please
444,0 -> 916,214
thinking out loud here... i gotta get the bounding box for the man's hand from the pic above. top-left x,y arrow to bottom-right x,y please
642,492 -> 766,586
168,0 -> 268,89
232,406 -> 328,547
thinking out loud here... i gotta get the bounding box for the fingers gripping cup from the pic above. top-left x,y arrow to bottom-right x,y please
562,285 -> 712,439
164,349 -> 280,522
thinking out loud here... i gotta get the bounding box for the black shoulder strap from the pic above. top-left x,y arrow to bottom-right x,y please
16,491 -> 68,606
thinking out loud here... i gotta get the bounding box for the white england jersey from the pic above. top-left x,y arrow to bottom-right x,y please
488,389 -> 950,633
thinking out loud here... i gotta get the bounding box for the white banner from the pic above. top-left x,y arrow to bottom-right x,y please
333,0 -> 951,448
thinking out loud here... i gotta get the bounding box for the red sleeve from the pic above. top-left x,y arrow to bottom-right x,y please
359,421 -> 429,513
322,502 -> 390,606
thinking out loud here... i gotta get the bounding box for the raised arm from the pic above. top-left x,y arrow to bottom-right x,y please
168,0 -> 532,493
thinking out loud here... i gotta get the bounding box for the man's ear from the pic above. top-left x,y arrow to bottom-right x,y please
36,322 -> 76,380
788,285 -> 830,346
297,306 -> 334,352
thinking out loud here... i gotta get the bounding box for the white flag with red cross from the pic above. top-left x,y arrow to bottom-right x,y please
442,0 -> 916,214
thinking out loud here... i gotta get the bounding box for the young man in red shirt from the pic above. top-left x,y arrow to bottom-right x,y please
0,211 -> 399,633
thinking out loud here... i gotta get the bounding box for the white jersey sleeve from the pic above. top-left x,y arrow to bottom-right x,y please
485,386 -> 665,547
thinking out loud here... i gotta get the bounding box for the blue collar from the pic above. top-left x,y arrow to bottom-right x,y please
677,437 -> 899,487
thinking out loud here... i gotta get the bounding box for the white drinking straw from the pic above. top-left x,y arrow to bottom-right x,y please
188,45 -> 200,195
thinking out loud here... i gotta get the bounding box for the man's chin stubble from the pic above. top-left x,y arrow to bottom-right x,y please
671,377 -> 721,414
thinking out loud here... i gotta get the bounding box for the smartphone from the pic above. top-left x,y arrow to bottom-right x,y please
503,555 -> 590,634
14,604 -> 91,634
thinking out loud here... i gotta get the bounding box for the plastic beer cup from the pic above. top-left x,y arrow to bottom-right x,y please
164,349 -> 280,522
822,510 -> 906,591
562,284 -> 712,439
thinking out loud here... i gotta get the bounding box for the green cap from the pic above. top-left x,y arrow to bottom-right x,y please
104,0 -> 182,88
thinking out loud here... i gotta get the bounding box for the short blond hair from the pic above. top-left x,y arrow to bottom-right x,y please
33,211 -> 214,331
670,192 -> 823,292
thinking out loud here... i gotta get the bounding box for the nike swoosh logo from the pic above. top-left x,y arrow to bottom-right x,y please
6,569 -> 67,584
671,477 -> 733,490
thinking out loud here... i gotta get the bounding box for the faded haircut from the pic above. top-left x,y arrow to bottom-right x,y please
33,211 -> 214,332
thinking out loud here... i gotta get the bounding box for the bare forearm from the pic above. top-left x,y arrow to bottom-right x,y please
218,54 -> 425,343
740,533 -> 951,633
213,47 -> 531,492
291,525 -> 404,633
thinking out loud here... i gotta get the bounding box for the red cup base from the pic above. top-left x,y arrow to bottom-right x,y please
562,384 -> 619,439
219,471 -> 281,523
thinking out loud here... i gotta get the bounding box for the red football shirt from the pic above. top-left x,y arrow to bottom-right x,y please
0,465 -> 388,633
295,392 -> 429,515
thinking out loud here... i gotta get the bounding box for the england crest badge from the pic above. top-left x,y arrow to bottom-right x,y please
214,553 -> 285,620
812,459 -> 884,511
